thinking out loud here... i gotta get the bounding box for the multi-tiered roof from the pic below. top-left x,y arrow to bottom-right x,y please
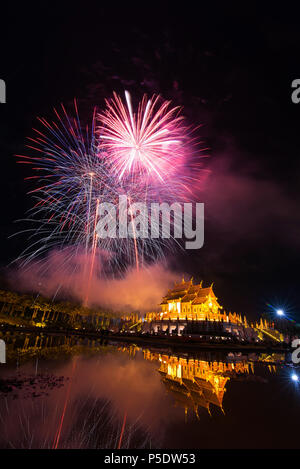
161,278 -> 219,308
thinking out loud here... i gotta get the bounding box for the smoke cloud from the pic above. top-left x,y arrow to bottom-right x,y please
8,251 -> 180,312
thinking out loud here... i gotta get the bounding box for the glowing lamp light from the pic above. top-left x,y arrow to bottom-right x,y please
276,309 -> 285,316
291,373 -> 299,382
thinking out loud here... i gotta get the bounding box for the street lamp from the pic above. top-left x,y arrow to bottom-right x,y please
276,309 -> 285,317
291,373 -> 299,382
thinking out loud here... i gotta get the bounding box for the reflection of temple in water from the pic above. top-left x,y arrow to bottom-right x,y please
0,330 -> 110,362
142,349 -> 254,417
118,346 -> 283,419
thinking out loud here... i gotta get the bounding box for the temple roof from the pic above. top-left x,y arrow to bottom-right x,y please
161,280 -> 218,306
188,285 -> 202,294
192,287 -> 216,305
169,280 -> 191,292
181,294 -> 197,303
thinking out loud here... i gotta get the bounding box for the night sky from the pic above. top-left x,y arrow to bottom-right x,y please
1,2 -> 300,319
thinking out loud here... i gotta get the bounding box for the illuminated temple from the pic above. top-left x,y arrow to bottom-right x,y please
146,277 -> 244,324
144,277 -> 284,342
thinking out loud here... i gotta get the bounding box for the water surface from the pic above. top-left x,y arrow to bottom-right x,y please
0,332 -> 299,449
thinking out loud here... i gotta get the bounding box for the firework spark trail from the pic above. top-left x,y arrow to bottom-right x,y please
85,172 -> 94,253
52,358 -> 77,449
84,199 -> 99,305
117,410 -> 127,449
128,196 -> 139,273
82,171 -> 95,283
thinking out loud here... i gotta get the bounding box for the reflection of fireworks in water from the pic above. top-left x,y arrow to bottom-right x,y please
15,92 -> 206,300
0,348 -> 167,449
52,357 -> 77,449
68,399 -> 153,449
0,389 -> 155,449
0,372 -> 158,449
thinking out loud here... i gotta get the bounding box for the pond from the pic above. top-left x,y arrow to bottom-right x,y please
0,332 -> 299,449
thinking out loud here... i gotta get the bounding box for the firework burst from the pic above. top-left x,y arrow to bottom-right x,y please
13,92 -> 207,299
98,91 -> 187,182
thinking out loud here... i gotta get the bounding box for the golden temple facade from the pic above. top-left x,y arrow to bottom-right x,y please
146,277 -> 244,324
142,277 -> 286,343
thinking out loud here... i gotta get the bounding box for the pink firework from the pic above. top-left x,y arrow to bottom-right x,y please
97,91 -> 187,182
